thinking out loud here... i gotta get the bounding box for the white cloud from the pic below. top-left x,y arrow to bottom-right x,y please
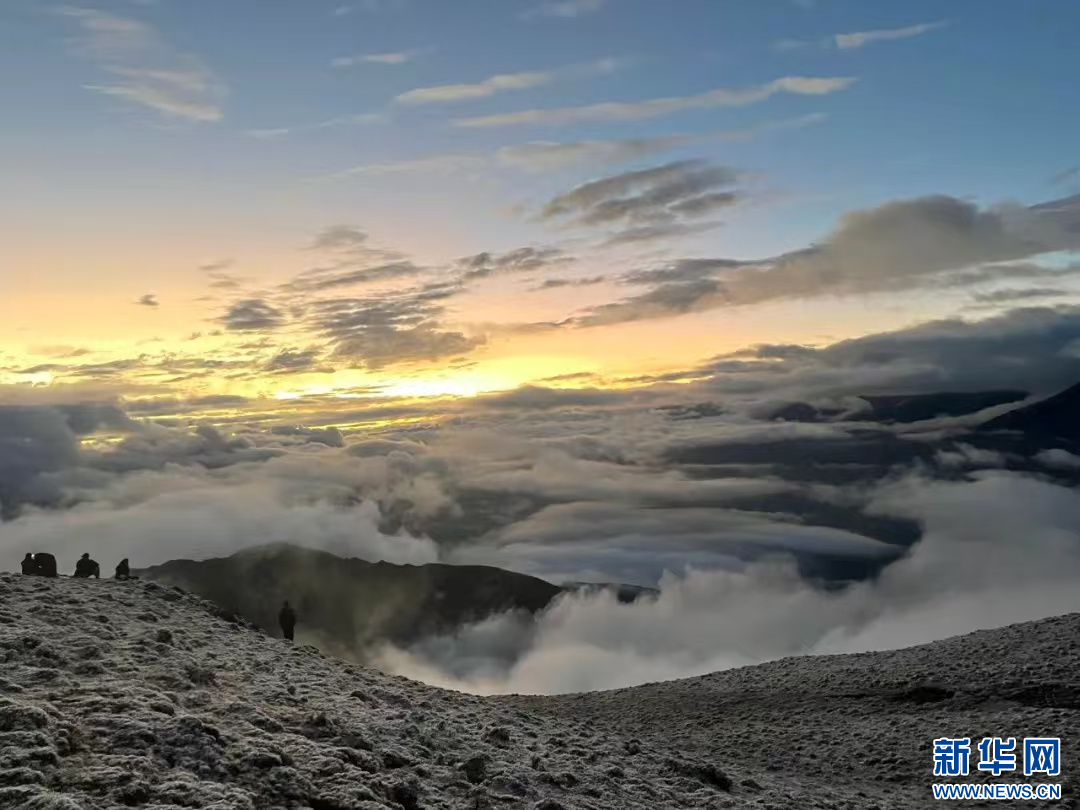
59,6 -> 227,122
395,58 -> 623,105
384,471 -> 1080,694
333,50 -> 422,67
835,21 -> 947,50
453,76 -> 854,127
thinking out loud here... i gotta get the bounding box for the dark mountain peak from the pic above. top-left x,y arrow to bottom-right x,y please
139,543 -> 561,652
979,381 -> 1080,445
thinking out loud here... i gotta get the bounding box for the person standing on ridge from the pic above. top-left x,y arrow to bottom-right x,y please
278,601 -> 296,642
73,553 -> 100,579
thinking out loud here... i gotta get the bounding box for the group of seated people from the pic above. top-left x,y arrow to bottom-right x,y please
21,553 -> 133,580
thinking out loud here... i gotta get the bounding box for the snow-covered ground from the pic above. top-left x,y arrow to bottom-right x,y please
0,573 -> 1076,809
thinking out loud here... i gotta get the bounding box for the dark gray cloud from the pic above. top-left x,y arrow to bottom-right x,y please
269,425 -> 345,447
459,247 -> 571,282
539,160 -> 742,245
971,288 -> 1070,305
575,279 -> 727,327
287,261 -> 424,293
265,349 -> 322,373
136,294 -> 159,307
564,193 -> 1080,328
220,299 -> 285,331
535,276 -> 607,290
311,294 -> 483,369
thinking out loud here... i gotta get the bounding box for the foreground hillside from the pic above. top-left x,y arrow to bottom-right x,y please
0,574 -> 1076,809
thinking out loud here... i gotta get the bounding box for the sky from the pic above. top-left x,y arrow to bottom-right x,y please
2,0 -> 1079,406
4,0 -> 1080,694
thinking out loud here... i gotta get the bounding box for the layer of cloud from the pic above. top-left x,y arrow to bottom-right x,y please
383,470 -> 1080,694
570,193 -> 1080,327
395,58 -> 622,105
59,6 -> 227,122
453,76 -> 854,127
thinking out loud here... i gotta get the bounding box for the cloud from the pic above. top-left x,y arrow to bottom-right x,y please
835,21 -> 948,50
453,76 -> 854,127
288,262 -> 425,293
246,113 -> 387,140
219,299 -> 286,332
458,247 -> 572,282
136,294 -> 159,307
333,50 -> 422,67
265,349 -> 322,373
538,160 -> 741,245
569,193 -> 1080,327
334,153 -> 489,178
525,0 -> 607,18
309,293 -> 483,369
394,58 -> 622,105
385,470 -> 1080,694
535,276 -> 607,290
717,194 -> 1080,306
59,7 -> 226,122
971,288 -> 1070,305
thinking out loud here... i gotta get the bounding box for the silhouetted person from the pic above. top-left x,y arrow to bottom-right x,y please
278,601 -> 296,641
34,553 -> 57,578
115,558 -> 131,580
73,553 -> 100,579
21,553 -> 37,575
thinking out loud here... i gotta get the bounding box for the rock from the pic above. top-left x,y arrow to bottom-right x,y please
484,726 -> 512,746
665,758 -> 732,791
463,754 -> 489,784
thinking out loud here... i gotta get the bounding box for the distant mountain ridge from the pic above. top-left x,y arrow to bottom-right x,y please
139,544 -> 561,654
979,380 -> 1080,446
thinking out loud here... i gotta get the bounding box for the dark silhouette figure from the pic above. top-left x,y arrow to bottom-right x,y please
21,553 -> 37,575
278,601 -> 296,641
73,553 -> 100,579
34,553 -> 58,578
115,559 -> 131,580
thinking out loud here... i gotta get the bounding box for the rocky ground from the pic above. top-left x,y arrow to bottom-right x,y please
0,573 -> 1076,809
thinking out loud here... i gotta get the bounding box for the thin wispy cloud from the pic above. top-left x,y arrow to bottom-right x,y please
330,113 -> 826,181
334,153 -> 489,179
246,113 -> 387,140
525,0 -> 607,19
333,50 -> 423,67
776,21 -> 947,53
835,21 -> 948,50
58,6 -> 227,123
453,76 -> 854,127
497,113 -> 827,172
395,58 -> 624,105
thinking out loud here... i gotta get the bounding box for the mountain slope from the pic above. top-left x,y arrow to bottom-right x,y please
2,573 -> 1077,808
980,381 -> 1080,446
138,544 -> 561,653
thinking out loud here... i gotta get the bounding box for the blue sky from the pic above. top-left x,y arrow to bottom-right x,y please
1,0 -> 1079,397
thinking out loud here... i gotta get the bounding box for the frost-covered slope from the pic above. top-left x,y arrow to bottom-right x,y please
1,574 -> 1077,809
